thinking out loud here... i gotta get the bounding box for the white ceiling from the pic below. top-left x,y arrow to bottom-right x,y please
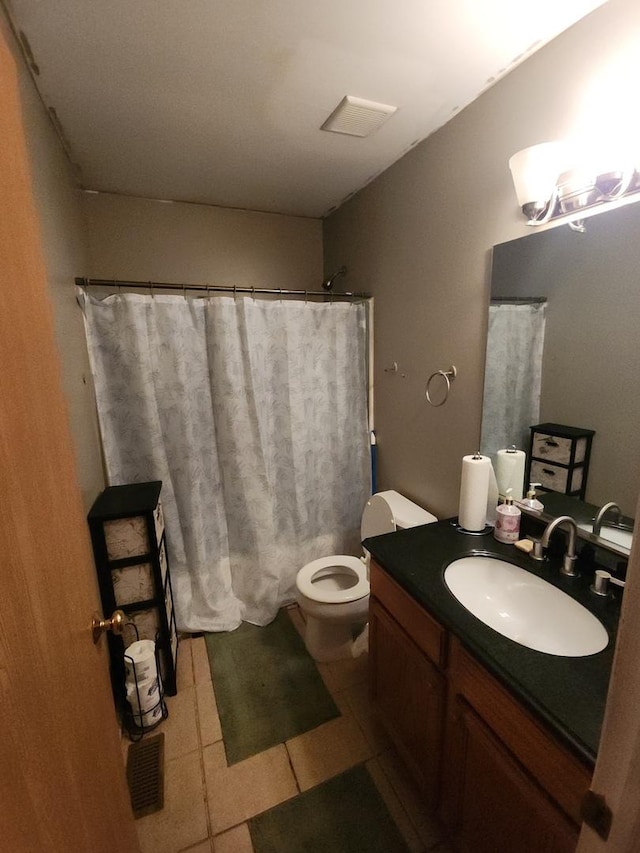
6,0 -> 606,218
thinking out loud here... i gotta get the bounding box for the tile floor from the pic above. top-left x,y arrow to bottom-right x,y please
127,606 -> 454,853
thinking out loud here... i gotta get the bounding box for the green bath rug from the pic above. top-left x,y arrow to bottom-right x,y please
249,764 -> 409,853
205,608 -> 339,764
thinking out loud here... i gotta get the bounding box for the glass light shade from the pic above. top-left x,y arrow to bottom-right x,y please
557,167 -> 599,214
509,142 -> 566,208
578,144 -> 636,199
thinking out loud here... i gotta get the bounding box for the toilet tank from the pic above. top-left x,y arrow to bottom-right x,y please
361,490 -> 437,540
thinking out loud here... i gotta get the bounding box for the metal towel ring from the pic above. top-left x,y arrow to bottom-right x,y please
425,365 -> 457,407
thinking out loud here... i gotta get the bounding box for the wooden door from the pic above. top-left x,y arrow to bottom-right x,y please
369,596 -> 445,805
0,28 -> 140,853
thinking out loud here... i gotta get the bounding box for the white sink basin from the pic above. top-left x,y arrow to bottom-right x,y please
444,556 -> 608,656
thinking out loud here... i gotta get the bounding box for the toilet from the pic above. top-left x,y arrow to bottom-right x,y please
295,490 -> 437,662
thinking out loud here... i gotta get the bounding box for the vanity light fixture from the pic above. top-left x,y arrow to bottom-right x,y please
509,141 -> 639,229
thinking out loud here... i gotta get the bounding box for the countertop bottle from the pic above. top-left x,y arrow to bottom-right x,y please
494,489 -> 521,544
518,482 -> 544,513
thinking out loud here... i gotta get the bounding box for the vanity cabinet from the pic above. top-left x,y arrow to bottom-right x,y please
369,560 -> 591,852
441,638 -> 590,853
526,422 -> 595,500
369,574 -> 446,804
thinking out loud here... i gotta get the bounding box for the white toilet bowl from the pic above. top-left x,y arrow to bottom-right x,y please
296,555 -> 369,662
295,491 -> 437,662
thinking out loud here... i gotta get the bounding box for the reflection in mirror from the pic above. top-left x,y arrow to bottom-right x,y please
481,299 -> 546,460
482,199 -> 640,553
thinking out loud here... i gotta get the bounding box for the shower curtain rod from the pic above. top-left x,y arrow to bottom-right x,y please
76,277 -> 371,300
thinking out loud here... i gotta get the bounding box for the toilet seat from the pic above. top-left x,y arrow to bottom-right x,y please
296,555 -> 369,604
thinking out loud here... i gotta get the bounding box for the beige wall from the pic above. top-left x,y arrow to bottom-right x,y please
5,10 -> 322,512
324,0 -> 639,519
1,14 -> 104,509
82,192 -> 323,289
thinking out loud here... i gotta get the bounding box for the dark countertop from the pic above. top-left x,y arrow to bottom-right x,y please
364,519 -> 620,768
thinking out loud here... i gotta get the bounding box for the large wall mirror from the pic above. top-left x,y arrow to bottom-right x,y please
482,200 -> 640,554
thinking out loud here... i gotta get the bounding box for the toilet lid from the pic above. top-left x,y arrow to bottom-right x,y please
296,555 -> 369,603
361,494 -> 396,540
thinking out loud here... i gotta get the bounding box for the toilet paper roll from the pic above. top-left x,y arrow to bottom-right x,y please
124,639 -> 157,684
458,454 -> 498,532
495,448 -> 526,501
131,702 -> 164,730
126,675 -> 160,712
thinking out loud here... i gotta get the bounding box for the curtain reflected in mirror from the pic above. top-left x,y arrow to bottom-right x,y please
480,301 -> 547,463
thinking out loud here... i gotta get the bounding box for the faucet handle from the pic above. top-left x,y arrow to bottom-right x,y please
591,569 -> 610,596
591,568 -> 625,596
526,535 -> 545,561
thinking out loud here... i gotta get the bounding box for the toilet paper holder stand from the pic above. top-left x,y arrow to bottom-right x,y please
122,625 -> 168,740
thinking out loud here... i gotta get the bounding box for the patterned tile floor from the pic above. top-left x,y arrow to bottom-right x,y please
126,606 -> 454,853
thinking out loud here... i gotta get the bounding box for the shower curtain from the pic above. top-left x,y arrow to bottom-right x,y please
480,302 -> 546,459
80,291 -> 371,632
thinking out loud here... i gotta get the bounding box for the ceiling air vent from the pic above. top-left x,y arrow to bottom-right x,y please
321,95 -> 398,138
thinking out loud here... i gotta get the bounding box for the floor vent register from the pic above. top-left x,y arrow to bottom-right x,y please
126,732 -> 165,818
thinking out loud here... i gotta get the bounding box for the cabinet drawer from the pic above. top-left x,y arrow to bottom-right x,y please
112,562 -> 154,606
154,499 -> 165,544
531,432 -> 587,465
370,561 -> 446,667
530,460 -> 583,494
103,514 -> 149,559
159,537 -> 168,586
124,606 -> 160,646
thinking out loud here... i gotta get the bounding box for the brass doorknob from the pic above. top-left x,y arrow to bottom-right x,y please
92,609 -> 126,643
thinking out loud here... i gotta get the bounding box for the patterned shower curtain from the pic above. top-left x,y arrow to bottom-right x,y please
480,302 -> 547,459
80,291 -> 371,632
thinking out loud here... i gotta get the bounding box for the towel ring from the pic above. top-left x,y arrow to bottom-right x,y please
425,365 -> 457,407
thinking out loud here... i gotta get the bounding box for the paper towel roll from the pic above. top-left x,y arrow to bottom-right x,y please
486,461 -> 499,527
459,454 -> 497,532
495,448 -> 526,501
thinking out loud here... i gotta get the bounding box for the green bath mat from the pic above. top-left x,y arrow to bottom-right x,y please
249,764 -> 409,853
205,609 -> 339,764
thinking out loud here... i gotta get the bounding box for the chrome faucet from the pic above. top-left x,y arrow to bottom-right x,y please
530,515 -> 579,577
592,501 -> 623,536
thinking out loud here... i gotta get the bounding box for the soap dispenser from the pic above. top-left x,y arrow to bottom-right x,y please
494,489 -> 521,544
519,483 -> 544,512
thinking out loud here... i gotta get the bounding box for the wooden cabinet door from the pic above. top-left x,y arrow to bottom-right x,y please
369,596 -> 445,804
443,698 -> 578,853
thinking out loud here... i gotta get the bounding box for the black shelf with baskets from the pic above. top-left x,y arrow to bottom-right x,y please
526,423 -> 595,500
88,481 -> 179,718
